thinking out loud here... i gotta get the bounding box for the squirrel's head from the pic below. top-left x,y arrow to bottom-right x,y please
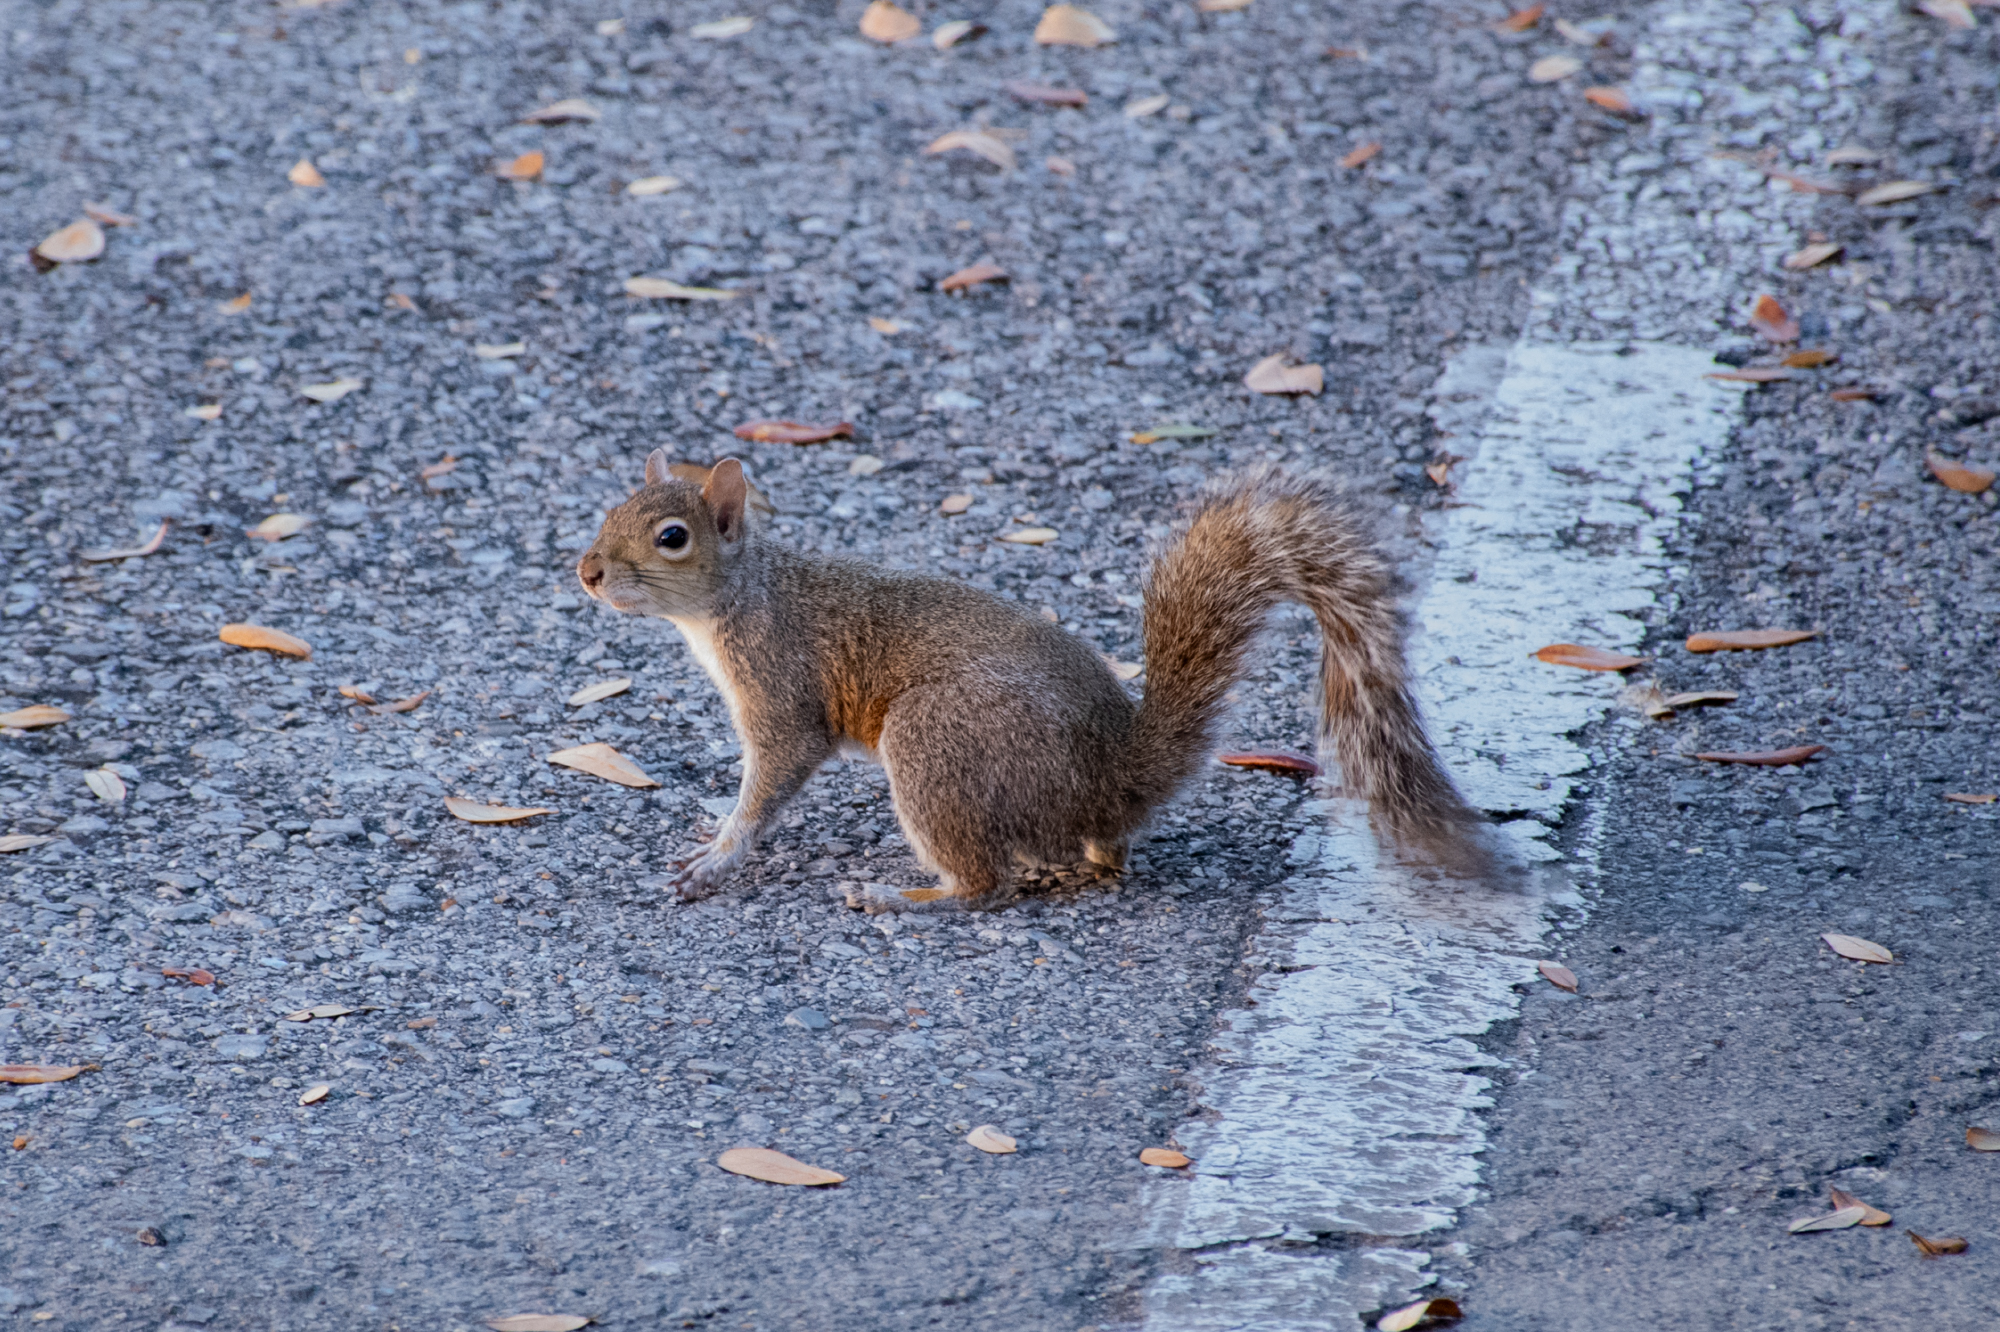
577,449 -> 751,619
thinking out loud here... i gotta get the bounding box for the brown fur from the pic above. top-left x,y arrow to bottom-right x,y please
576,450 -> 1484,908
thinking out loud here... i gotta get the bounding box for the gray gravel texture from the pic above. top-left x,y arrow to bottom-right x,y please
1441,8 -> 2000,1329
0,1 -> 1580,1329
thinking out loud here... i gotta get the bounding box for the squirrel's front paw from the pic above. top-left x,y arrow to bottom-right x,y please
672,839 -> 742,900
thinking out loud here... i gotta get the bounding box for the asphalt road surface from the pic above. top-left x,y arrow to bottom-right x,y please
2,2 -> 1996,1331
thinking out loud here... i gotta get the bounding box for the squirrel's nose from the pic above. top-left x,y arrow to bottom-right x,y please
577,551 -> 605,595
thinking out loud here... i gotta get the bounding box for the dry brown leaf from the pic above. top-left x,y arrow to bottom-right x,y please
1377,1299 -> 1463,1332
248,513 -> 310,541
299,1084 -> 331,1106
1927,455 -> 1995,494
82,202 -> 137,227
444,797 -> 554,825
1694,745 -> 1826,767
1783,349 -> 1838,368
547,742 -> 660,789
1966,1126 -> 2000,1151
372,690 -> 432,715
868,317 -> 903,334
859,0 -> 922,42
1749,294 -> 1799,343
1495,3 -> 1544,32
1583,86 -> 1636,114
690,16 -> 754,38
932,20 -> 985,48
1856,180 -> 1936,206
1197,0 -> 1253,10
1822,933 -> 1893,964
732,419 -> 855,444
1533,643 -> 1645,672
0,836 -> 56,854
300,377 -> 364,403
1244,354 -> 1325,395
1945,792 -> 1998,805
1910,1231 -> 1968,1256
486,1319 -> 591,1332
1685,628 -> 1818,652
1828,1187 -> 1892,1225
1125,93 -> 1170,118
966,1124 -> 1018,1154
1005,81 -> 1088,107
940,262 -> 1008,292
1789,1204 -> 1867,1233
0,1065 -> 88,1085
80,519 -> 169,562
1424,461 -> 1454,487
187,403 -> 223,420
497,151 -> 544,181
1140,1147 -> 1192,1168
522,98 -> 601,123
339,684 -> 377,705
162,967 -> 215,986
999,527 -> 1059,545
219,624 -> 313,659
85,768 -> 126,804
1705,367 -> 1793,384
1829,387 -> 1877,402
1783,242 -> 1844,270
421,455 -> 458,480
474,342 -> 526,360
1537,960 -> 1579,992
1047,155 -> 1076,176
0,705 -> 70,729
1918,0 -> 1977,28
717,1146 -> 845,1186
1825,145 -> 1882,166
567,678 -> 632,707
1217,751 -> 1322,776
1528,54 -> 1582,83
1556,17 -> 1607,43
34,218 -> 106,264
925,129 -> 1017,171
287,158 -> 325,187
284,1004 -> 356,1021
223,291 -> 255,315
626,175 -> 682,196
623,276 -> 739,300
1661,690 -> 1738,709
940,493 -> 974,514
1340,142 -> 1382,169
1035,4 -> 1116,45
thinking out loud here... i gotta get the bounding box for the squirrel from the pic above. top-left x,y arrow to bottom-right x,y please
576,449 -> 1486,910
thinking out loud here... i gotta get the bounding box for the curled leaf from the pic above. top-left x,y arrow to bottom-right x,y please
162,967 -> 215,986
371,690 -> 432,715
1705,367 -> 1792,384
0,705 -> 71,729
624,277 -> 738,300
966,1124 -> 1018,1154
248,513 -> 310,541
732,419 -> 854,444
1125,93 -> 1170,118
1661,690 -> 1738,710
1533,643 -> 1644,672
1909,1231 -> 1968,1256
1822,933 -> 1893,964
82,202 -> 137,227
1528,54 -> 1581,82
689,16 -> 754,38
1783,242 -> 1843,270
547,742 -> 660,789
1965,1126 -> 2000,1152
717,1146 -> 844,1185
1035,4 -> 1116,46
0,1065 -> 89,1085
486,1319 -> 590,1332
1918,0 -> 1977,27
1217,751 -> 1321,776
284,1004 -> 355,1021
1944,792 -> 1998,805
940,493 -> 974,514
1828,387 -> 1878,402
1694,745 -> 1825,767
287,159 -> 325,187
567,678 -> 632,707
1537,961 -> 1579,992
1749,295 -> 1799,343
300,378 -> 363,403
522,98 -> 601,123
940,262 -> 1008,293
1244,354 -> 1324,395
496,151 -> 544,181
1789,1204 -> 1866,1233
0,836 -> 56,853
475,342 -> 526,360
925,129 -> 1017,171
1005,81 -> 1087,107
85,768 -> 127,804
186,403 -> 223,420
80,519 -> 169,562
932,20 -> 985,48
1140,1147 -> 1191,1168
1685,628 -> 1818,652
1927,455 -> 1995,494
626,175 -> 682,196
999,527 -> 1059,545
1782,349 -> 1837,369
1378,1299 -> 1462,1332
443,797 -> 554,825
1495,3 -> 1544,31
219,624 -> 313,659
1339,142 -> 1382,169
34,218 -> 106,263
1828,1186 -> 1892,1225
1856,180 -> 1936,206
859,0 -> 922,42
299,1083 -> 331,1106
1583,86 -> 1637,114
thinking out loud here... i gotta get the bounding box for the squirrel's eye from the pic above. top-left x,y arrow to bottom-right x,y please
655,522 -> 691,554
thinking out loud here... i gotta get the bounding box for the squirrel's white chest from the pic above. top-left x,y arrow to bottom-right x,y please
668,616 -> 744,724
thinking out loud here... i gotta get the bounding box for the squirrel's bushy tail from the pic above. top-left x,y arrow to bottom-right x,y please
1125,467 -> 1482,867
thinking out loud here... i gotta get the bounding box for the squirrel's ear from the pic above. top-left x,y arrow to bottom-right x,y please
703,457 -> 749,544
643,448 -> 672,488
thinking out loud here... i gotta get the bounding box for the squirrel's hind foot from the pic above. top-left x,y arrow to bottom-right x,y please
839,879 -> 1015,915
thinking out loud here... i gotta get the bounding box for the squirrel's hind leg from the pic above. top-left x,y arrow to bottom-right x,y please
876,688 -> 1021,911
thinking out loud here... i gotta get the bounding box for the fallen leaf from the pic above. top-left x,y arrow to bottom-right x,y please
1828,387 -> 1877,402
624,276 -> 738,300
371,690 -> 432,715
547,742 -> 660,789
1555,17 -> 1606,44
925,129 -> 1017,171
80,519 -> 170,562
1705,367 -> 1793,383
186,403 -> 223,420
222,292 -> 253,314
1129,423 -> 1216,443
486,1319 -> 591,1332
1945,792 -> 1998,804
421,455 -> 459,480
388,292 -> 418,311
1125,93 -> 1170,118
689,16 -> 754,38
136,1225 -> 164,1245
1537,961 -> 1579,992
1495,3 -> 1544,31
1035,4 -> 1116,46
0,1066 -> 88,1085
1198,0 -> 1253,9
1140,1147 -> 1192,1168
522,98 -> 601,123
497,151 -> 543,180
82,202 -> 137,227
1217,751 -> 1322,776
626,175 -> 682,196
1244,354 -> 1324,395
1966,1126 -> 2000,1151
1046,155 -> 1076,175
300,377 -> 364,403
161,967 -> 215,986
1927,455 -> 1995,494
1918,0 -> 1977,28
859,0 -> 922,42
1825,145 -> 1881,166
1783,349 -> 1837,368
848,455 -> 885,477
1661,690 -> 1738,709
444,797 -> 554,825
1340,142 -> 1382,169
0,705 -> 71,729
940,493 -> 974,514
218,624 -> 313,659
966,1124 -> 1018,1154
34,218 -> 105,264
299,1084 -> 331,1106
596,17 -> 624,34
1533,644 -> 1645,671
1685,628 -> 1818,652
717,1146 -> 844,1186
940,262 -> 1008,292
567,678 -> 632,706
868,317 -> 903,334
1856,180 -> 1936,206
1789,1204 -> 1867,1233
1909,1231 -> 1968,1256
0,836 -> 56,854
284,1004 -> 356,1021
1828,1187 -> 1892,1225
287,158 -> 325,187
932,20 -> 985,48
731,419 -> 854,444
1377,1299 -> 1462,1332
1583,86 -> 1636,114
1763,169 -> 1845,194
1749,294 -> 1799,343
1783,241 -> 1844,270
1822,933 -> 1893,964
475,342 -> 527,360
85,768 -> 127,804
999,527 -> 1059,545
248,513 -> 310,541
1006,81 -> 1088,107
1694,745 -> 1825,767
1528,54 -> 1582,83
